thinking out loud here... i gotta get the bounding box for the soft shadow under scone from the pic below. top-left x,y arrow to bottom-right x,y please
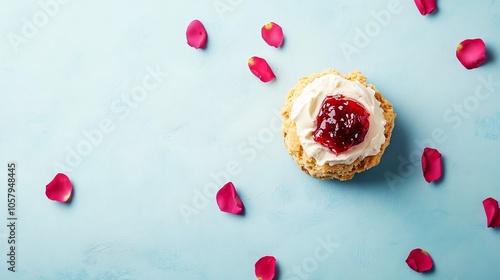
281,69 -> 396,181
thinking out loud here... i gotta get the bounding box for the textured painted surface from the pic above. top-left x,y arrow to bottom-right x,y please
0,0 -> 499,279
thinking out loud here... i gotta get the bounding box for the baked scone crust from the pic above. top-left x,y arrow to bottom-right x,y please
281,69 -> 396,180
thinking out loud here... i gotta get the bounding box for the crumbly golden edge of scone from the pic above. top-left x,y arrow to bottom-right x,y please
281,69 -> 396,181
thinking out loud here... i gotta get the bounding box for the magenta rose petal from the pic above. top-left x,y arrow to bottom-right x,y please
248,56 -> 276,83
261,22 -> 284,48
482,197 -> 500,228
216,182 -> 244,215
421,147 -> 442,183
406,248 -> 434,273
186,19 -> 207,49
414,0 -> 437,15
456,38 -> 486,70
46,173 -> 73,203
255,256 -> 277,280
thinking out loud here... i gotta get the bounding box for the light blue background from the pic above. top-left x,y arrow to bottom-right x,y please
1,0 -> 499,279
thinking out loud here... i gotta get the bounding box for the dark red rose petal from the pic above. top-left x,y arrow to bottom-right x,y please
186,19 -> 207,49
414,0 -> 437,15
46,173 -> 73,203
255,256 -> 276,280
216,182 -> 244,215
482,197 -> 500,228
406,248 -> 434,273
261,22 -> 284,48
248,56 -> 276,83
421,147 -> 442,183
456,38 -> 486,70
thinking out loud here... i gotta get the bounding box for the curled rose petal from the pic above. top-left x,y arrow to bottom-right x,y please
414,0 -> 437,15
482,197 -> 500,228
248,56 -> 276,83
46,173 -> 73,203
406,248 -> 434,273
216,182 -> 244,215
421,147 -> 442,183
186,19 -> 207,49
261,22 -> 284,48
456,38 -> 486,70
255,256 -> 276,280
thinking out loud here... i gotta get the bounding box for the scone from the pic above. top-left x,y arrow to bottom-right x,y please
281,69 -> 396,180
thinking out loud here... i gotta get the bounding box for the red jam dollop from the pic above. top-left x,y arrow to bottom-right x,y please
313,94 -> 370,155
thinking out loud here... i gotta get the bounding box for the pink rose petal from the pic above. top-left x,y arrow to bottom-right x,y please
482,197 -> 500,228
216,182 -> 244,215
421,147 -> 442,183
46,173 -> 73,203
414,0 -> 437,15
456,38 -> 486,70
406,248 -> 434,273
186,19 -> 207,49
261,22 -> 284,48
248,56 -> 276,83
255,256 -> 276,280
